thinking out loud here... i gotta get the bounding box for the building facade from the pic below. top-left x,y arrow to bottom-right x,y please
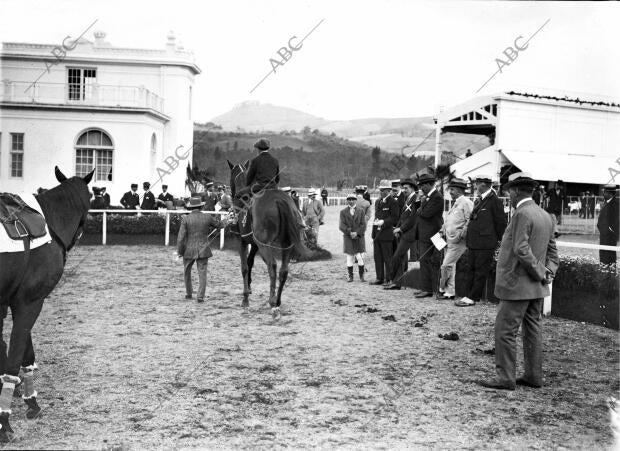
436,91 -> 620,187
0,31 -> 200,204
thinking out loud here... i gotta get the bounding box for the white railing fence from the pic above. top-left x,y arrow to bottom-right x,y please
88,209 -> 228,248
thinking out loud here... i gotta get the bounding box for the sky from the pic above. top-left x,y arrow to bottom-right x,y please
1,0 -> 618,122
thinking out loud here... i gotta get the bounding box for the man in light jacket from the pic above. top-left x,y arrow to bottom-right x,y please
339,193 -> 367,282
438,178 -> 473,301
302,189 -> 325,246
478,172 -> 558,390
177,196 -> 228,302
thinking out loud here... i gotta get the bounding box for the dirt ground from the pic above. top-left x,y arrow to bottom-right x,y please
3,205 -> 618,450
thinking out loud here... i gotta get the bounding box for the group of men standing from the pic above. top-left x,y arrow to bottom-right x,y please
119,182 -> 173,210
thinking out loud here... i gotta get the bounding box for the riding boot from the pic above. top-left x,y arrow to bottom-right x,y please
358,265 -> 365,282
347,266 -> 354,282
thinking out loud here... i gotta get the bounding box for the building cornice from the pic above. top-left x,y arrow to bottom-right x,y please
0,101 -> 170,122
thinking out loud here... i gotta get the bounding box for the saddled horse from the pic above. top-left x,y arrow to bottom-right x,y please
228,160 -> 306,319
0,166 -> 93,441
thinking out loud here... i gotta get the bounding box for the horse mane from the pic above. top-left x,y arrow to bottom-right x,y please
36,177 -> 91,250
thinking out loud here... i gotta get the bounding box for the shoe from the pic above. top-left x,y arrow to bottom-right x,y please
436,293 -> 455,300
454,297 -> 475,307
477,379 -> 515,390
369,280 -> 384,285
383,283 -> 401,290
197,298 -> 204,303
185,295 -> 193,300
516,377 -> 542,388
414,291 -> 433,298
347,266 -> 354,283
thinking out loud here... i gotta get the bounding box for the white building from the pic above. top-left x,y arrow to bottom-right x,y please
0,31 -> 200,203
436,91 -> 620,186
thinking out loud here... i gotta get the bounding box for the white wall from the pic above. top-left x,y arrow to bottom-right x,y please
498,99 -> 620,157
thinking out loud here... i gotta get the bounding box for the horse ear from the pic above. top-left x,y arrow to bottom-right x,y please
82,168 -> 95,184
55,166 -> 68,182
227,160 -> 234,170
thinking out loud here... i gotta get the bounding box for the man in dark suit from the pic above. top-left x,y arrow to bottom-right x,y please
546,180 -> 565,225
391,180 -> 406,216
340,193 -> 368,282
597,184 -> 619,265
158,184 -> 174,207
385,179 -> 419,290
141,181 -> 157,210
246,138 -> 279,192
177,196 -> 228,302
100,187 -> 110,209
478,172 -> 558,390
202,182 -> 217,211
120,183 -> 140,209
413,173 -> 444,298
370,180 -> 400,285
457,174 -> 507,307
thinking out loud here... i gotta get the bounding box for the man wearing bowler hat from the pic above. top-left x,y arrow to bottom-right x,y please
457,174 -> 507,307
385,178 -> 419,290
413,173 -> 444,298
438,178 -> 473,300
597,184 -> 619,265
120,183 -> 140,209
177,196 -> 229,302
478,172 -> 558,390
370,180 -> 400,285
246,138 -> 280,193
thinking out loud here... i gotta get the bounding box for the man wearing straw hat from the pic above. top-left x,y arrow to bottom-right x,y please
177,196 -> 229,303
340,193 -> 367,282
478,172 -> 558,390
302,189 -> 325,247
438,178 -> 473,301
598,184 -> 619,265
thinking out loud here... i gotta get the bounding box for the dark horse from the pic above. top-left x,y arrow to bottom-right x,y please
228,160 -> 306,319
0,166 -> 93,441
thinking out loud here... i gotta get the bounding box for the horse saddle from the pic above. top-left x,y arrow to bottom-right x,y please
0,193 -> 46,240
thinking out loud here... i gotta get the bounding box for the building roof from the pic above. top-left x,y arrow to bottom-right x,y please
1,30 -> 201,75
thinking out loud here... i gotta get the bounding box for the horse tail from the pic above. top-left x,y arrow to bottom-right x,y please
277,197 -> 310,258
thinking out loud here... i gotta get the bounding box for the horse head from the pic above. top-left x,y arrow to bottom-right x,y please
227,159 -> 249,200
38,166 -> 94,252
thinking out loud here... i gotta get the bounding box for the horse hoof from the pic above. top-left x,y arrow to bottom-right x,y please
24,397 -> 42,420
271,308 -> 281,320
0,412 -> 13,438
0,430 -> 9,443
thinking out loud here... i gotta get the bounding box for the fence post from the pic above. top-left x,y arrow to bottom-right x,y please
102,211 -> 107,245
220,226 -> 225,250
165,211 -> 170,246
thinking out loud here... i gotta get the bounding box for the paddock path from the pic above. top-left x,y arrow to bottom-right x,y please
4,206 -> 618,449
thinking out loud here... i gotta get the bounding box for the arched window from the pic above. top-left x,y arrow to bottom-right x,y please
75,129 -> 113,181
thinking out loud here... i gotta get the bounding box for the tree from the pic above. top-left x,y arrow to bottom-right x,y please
371,146 -> 381,175
302,126 -> 311,136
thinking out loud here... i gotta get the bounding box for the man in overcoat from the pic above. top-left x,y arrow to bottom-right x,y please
158,184 -> 174,208
478,172 -> 558,390
120,183 -> 139,209
246,138 -> 279,192
597,184 -> 619,265
355,186 -> 372,223
457,174 -> 507,306
302,190 -> 325,246
339,193 -> 367,282
370,180 -> 400,285
141,181 -> 157,210
385,178 -> 419,290
413,173 -> 444,298
177,196 -> 228,302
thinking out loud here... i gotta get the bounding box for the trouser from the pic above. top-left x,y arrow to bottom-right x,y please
466,248 -> 494,301
419,240 -> 439,293
600,232 -> 618,265
389,238 -> 411,286
322,197 -> 328,206
373,239 -> 394,281
439,242 -> 467,296
495,298 -> 543,386
346,253 -> 364,266
184,258 -> 208,300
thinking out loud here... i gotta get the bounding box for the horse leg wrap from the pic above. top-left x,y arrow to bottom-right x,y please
21,371 -> 36,399
0,384 -> 14,414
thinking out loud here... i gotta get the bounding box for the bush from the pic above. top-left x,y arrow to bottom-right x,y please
84,213 -> 185,235
553,256 -> 618,294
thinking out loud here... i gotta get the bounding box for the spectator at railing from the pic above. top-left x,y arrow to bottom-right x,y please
546,180 -> 565,226
157,185 -> 174,209
586,192 -> 596,219
141,182 -> 157,210
120,183 -> 139,209
90,187 -> 107,209
598,184 -> 619,265
100,187 -> 110,209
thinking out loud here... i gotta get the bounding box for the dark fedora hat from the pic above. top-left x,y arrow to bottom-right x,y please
416,173 -> 435,185
254,138 -> 270,150
131,183 -> 138,188
448,178 -> 468,190
186,196 -> 205,209
504,172 -> 539,189
143,181 -> 151,189
400,178 -> 417,188
474,174 -> 493,184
